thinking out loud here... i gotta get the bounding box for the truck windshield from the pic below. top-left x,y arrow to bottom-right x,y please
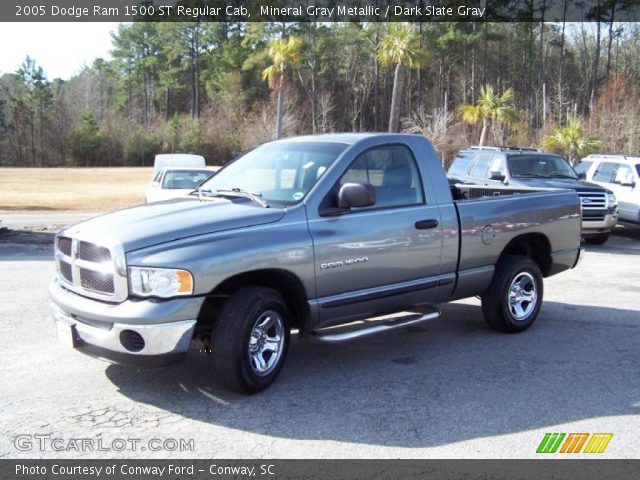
508,155 -> 578,179
199,142 -> 348,205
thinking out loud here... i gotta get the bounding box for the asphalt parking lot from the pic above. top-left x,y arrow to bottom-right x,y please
0,223 -> 638,459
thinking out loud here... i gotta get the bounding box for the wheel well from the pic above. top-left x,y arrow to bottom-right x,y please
197,269 -> 310,331
499,233 -> 552,276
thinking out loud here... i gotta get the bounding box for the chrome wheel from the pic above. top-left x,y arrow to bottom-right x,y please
248,310 -> 285,377
507,272 -> 537,320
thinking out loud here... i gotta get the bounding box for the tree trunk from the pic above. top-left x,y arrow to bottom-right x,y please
590,17 -> 602,111
606,1 -> 617,78
471,22 -> 476,104
388,62 -> 404,133
194,25 -> 201,118
275,80 -> 285,139
479,118 -> 488,146
558,0 -> 567,123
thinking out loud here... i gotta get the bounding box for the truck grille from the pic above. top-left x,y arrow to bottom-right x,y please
55,236 -> 126,302
80,267 -> 115,294
582,213 -> 605,222
78,241 -> 111,263
577,191 -> 607,210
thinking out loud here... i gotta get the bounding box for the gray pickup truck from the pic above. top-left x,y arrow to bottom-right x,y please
50,134 -> 583,393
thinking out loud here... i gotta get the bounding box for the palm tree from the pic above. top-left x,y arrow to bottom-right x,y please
543,116 -> 602,165
377,24 -> 425,133
261,36 -> 302,139
458,85 -> 518,146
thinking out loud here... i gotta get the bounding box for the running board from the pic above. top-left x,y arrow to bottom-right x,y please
309,309 -> 441,343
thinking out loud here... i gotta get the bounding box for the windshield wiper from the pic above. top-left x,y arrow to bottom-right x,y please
214,188 -> 269,207
513,173 -> 549,178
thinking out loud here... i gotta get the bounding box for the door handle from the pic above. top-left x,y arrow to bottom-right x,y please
415,219 -> 439,230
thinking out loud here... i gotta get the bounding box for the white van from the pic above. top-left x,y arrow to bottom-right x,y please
152,153 -> 206,177
575,154 -> 640,225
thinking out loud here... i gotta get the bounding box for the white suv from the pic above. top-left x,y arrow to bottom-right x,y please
575,154 -> 640,225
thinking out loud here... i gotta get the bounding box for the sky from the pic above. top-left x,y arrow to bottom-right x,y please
0,22 -> 121,80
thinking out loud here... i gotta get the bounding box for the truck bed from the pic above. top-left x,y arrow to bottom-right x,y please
447,184 -> 582,300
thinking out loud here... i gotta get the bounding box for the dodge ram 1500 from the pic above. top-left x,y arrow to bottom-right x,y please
50,134 -> 583,393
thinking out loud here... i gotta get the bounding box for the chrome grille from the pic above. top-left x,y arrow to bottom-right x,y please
583,213 -> 606,222
78,241 -> 111,263
577,191 -> 607,210
80,268 -> 115,294
55,235 -> 127,302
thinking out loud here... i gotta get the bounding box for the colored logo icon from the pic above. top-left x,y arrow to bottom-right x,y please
536,433 -> 613,454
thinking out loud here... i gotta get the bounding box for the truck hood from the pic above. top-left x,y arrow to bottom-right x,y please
512,177 -> 609,192
64,198 -> 286,252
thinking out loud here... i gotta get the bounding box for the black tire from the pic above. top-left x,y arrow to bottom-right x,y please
210,286 -> 291,394
481,255 -> 544,333
584,233 -> 611,245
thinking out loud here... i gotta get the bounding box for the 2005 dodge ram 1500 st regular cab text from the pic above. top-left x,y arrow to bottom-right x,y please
50,134 -> 583,393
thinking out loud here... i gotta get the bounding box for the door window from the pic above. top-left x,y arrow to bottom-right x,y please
613,164 -> 634,184
593,162 -> 620,183
339,145 -> 424,209
488,156 -> 506,178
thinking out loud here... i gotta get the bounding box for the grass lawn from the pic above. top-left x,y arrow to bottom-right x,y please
0,168 -> 153,213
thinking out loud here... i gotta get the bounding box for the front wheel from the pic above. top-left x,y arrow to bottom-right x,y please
210,287 -> 291,394
481,255 -> 544,333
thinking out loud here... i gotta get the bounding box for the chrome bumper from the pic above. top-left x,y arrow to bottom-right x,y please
50,279 -> 199,367
582,212 -> 618,232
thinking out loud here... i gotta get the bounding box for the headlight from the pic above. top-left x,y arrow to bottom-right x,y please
128,267 -> 193,298
607,192 -> 617,206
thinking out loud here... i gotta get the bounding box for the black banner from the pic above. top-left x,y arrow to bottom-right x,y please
4,0 -> 640,22
3,459 -> 640,480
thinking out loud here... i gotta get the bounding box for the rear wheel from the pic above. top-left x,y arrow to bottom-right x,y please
210,286 -> 290,394
584,232 -> 610,245
481,255 -> 543,333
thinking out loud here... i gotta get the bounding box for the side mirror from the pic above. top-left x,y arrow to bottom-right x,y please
620,180 -> 636,188
578,172 -> 587,180
489,171 -> 506,181
338,182 -> 376,209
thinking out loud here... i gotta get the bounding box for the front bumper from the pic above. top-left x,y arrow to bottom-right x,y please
581,212 -> 618,233
50,279 -> 202,367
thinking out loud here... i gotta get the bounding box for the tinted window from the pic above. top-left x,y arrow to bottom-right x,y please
340,145 -> 424,209
448,152 -> 475,179
574,161 -> 592,176
469,153 -> 493,178
593,162 -> 619,183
